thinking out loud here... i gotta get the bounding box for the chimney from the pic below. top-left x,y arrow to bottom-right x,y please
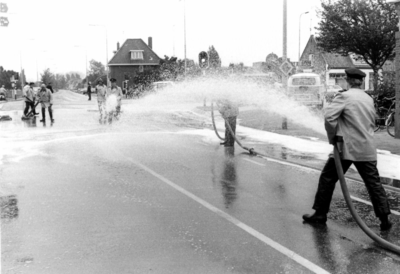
148,37 -> 152,49
117,42 -> 120,51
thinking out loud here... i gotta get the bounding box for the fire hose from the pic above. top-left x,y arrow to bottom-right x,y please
211,102 -> 400,254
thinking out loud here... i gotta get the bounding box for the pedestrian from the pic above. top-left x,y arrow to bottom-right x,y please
217,99 -> 239,147
87,82 -> 92,101
46,82 -> 54,94
302,68 -> 392,231
0,85 -> 7,101
38,84 -> 54,123
106,78 -> 123,123
22,82 -> 34,117
95,79 -> 107,124
29,82 -> 39,116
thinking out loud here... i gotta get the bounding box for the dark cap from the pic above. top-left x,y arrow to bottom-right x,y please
29,82 -> 35,85
110,78 -> 117,83
98,79 -> 103,83
345,68 -> 366,79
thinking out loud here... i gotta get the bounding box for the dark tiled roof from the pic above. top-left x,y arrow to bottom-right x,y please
321,53 -> 371,69
108,39 -> 161,66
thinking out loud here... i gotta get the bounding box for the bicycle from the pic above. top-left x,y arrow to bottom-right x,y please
373,96 -> 395,135
385,104 -> 396,137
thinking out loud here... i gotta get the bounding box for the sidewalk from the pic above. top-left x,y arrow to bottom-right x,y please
238,108 -> 400,156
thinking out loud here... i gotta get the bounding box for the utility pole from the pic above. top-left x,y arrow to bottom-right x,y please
388,0 -> 400,138
282,0 -> 288,129
183,0 -> 187,78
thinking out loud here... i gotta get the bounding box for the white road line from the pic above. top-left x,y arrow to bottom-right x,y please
243,158 -> 400,216
127,157 -> 331,274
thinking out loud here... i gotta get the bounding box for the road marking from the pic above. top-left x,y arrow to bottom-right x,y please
127,158 -> 331,274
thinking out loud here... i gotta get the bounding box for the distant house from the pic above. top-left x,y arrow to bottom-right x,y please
298,35 -> 376,90
108,37 -> 161,87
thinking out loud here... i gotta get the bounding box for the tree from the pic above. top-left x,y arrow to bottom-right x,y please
86,59 -> 106,84
316,0 -> 398,90
208,45 -> 221,69
41,68 -> 55,85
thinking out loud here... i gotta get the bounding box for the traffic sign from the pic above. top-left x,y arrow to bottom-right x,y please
0,16 -> 8,26
0,3 -> 8,13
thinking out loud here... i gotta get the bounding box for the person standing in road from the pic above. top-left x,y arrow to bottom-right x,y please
106,78 -> 123,124
217,99 -> 239,147
38,84 -> 54,123
95,79 -> 107,124
303,68 -> 392,231
87,82 -> 92,101
22,82 -> 35,117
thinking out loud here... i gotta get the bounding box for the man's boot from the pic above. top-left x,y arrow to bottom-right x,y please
379,215 -> 392,231
302,211 -> 327,224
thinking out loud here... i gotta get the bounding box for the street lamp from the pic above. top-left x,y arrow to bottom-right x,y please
88,24 -> 109,85
298,11 -> 309,62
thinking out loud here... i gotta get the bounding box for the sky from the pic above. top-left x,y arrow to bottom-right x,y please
0,0 -> 322,81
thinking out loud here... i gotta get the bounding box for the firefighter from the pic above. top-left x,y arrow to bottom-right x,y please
38,84 -> 54,123
217,99 -> 239,147
95,79 -> 107,124
106,78 -> 123,124
303,68 -> 392,231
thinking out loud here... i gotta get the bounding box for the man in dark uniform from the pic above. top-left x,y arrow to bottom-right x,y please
303,68 -> 392,231
217,99 -> 239,147
87,82 -> 92,101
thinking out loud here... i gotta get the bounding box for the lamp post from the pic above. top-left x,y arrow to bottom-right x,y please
89,24 -> 109,85
298,11 -> 309,62
183,0 -> 187,78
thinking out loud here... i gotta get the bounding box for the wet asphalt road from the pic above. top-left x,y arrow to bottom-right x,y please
1,102 -> 400,274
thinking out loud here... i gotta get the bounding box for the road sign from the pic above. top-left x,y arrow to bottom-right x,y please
279,60 -> 294,76
0,16 -> 8,26
0,3 -> 8,13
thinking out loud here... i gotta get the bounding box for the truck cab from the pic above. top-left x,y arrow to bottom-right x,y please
287,73 -> 324,109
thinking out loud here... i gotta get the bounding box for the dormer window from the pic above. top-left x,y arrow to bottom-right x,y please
130,50 -> 144,60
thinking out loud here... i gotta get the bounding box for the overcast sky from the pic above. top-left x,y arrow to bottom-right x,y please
0,0 -> 322,81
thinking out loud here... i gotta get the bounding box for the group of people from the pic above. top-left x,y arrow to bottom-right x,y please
217,67 -> 392,231
22,82 -> 54,123
94,78 -> 123,124
0,85 -> 6,101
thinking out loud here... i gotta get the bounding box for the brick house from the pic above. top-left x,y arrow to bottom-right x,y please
298,35 -> 375,90
108,37 -> 161,88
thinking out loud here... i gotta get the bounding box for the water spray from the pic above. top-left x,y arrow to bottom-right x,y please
210,102 -> 400,255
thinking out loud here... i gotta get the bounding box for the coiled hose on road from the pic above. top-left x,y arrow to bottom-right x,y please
210,102 -> 400,255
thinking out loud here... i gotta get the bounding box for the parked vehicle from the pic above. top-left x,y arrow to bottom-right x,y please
287,73 -> 324,109
325,84 -> 343,103
150,81 -> 175,91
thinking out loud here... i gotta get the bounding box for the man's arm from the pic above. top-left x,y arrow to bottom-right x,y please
324,93 -> 346,144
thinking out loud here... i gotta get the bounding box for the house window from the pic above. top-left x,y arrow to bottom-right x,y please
131,50 -> 144,60
139,65 -> 144,73
309,54 -> 314,66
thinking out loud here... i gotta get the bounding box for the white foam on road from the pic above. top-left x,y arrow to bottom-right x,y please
178,126 -> 400,181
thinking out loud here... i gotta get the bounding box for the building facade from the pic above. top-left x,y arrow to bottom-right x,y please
108,37 -> 161,88
298,35 -> 375,90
